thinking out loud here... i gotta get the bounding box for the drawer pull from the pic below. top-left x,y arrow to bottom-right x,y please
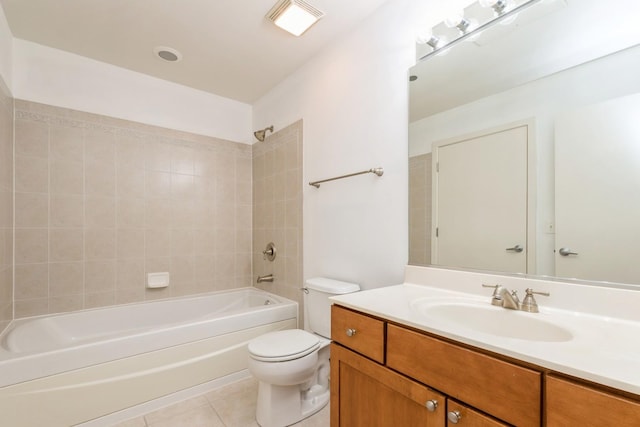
448,410 -> 462,424
346,328 -> 357,337
425,399 -> 438,412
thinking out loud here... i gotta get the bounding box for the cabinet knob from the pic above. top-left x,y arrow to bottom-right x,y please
346,328 -> 357,337
425,399 -> 438,412
448,410 -> 462,424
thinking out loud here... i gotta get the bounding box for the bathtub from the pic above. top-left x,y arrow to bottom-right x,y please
0,287 -> 298,426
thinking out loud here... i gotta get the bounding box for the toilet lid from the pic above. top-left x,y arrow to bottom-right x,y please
248,330 -> 320,362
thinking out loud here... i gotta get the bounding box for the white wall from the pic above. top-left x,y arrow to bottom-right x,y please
0,5 -> 12,89
253,0 -> 469,289
11,39 -> 252,143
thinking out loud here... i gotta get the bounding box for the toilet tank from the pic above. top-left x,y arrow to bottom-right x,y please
304,277 -> 360,339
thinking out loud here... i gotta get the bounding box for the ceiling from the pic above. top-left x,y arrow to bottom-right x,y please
0,0 -> 391,104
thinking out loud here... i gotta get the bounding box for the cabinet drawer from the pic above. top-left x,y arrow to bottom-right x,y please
331,305 -> 385,363
546,375 -> 640,427
387,324 -> 541,427
447,399 -> 509,427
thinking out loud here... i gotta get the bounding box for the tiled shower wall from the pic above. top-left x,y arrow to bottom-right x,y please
13,101 -> 252,318
409,153 -> 432,266
252,121 -> 303,321
0,77 -> 13,330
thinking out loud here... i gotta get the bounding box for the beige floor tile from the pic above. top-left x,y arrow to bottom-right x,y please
114,377 -> 329,427
144,396 -> 210,425
293,405 -> 330,427
111,416 -> 147,427
147,405 -> 224,427
204,377 -> 258,403
208,386 -> 259,427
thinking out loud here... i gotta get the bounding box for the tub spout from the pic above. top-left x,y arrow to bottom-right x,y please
257,274 -> 274,283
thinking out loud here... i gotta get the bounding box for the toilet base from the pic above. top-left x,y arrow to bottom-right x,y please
255,381 -> 329,427
301,384 -> 330,418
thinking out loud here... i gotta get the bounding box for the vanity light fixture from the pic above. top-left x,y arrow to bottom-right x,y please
445,13 -> 474,34
417,0 -> 542,60
266,0 -> 325,37
417,32 -> 446,50
480,0 -> 510,15
426,35 -> 443,49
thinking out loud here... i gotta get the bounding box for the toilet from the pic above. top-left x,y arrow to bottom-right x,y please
248,277 -> 360,427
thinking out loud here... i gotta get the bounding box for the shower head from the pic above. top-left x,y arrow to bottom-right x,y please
254,125 -> 274,142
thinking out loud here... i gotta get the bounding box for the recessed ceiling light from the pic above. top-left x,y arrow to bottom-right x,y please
266,0 -> 324,37
153,46 -> 182,62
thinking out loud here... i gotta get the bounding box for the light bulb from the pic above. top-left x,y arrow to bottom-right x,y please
416,30 -> 447,50
445,12 -> 474,34
481,0 -> 511,15
445,12 -> 464,28
416,30 -> 433,44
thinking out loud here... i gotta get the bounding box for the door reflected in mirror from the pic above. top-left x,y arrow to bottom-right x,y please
408,0 -> 640,288
431,121 -> 532,274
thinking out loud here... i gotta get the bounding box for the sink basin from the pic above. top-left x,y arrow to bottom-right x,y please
410,298 -> 573,342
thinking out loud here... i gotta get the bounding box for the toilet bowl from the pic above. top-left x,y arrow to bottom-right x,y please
247,277 -> 359,427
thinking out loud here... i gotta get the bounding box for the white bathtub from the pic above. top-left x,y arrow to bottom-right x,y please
0,287 -> 298,426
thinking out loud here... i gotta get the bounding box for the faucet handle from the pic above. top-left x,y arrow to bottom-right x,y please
481,283 -> 499,293
262,242 -> 276,261
520,288 -> 550,313
526,288 -> 550,297
482,284 -> 503,306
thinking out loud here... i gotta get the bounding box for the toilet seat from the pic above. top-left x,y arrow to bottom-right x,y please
248,329 -> 320,362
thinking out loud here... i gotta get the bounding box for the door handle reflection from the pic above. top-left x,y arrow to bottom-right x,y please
559,247 -> 579,256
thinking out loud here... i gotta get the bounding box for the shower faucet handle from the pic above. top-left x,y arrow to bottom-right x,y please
262,242 -> 276,261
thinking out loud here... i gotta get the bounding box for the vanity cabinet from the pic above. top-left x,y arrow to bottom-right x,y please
331,305 -> 515,427
546,375 -> 640,427
331,304 -> 640,427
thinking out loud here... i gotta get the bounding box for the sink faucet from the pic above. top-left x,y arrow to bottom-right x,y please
482,284 -> 520,310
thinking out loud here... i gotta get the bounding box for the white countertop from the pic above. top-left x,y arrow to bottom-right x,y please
330,268 -> 640,396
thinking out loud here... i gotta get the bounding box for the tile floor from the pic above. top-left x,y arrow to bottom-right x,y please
113,377 -> 330,427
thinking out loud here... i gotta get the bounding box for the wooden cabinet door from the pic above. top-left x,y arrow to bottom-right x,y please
446,400 -> 509,427
546,375 -> 640,427
331,343 -> 445,427
387,324 -> 541,427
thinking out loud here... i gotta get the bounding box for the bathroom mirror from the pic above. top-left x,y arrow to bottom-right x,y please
408,0 -> 640,288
